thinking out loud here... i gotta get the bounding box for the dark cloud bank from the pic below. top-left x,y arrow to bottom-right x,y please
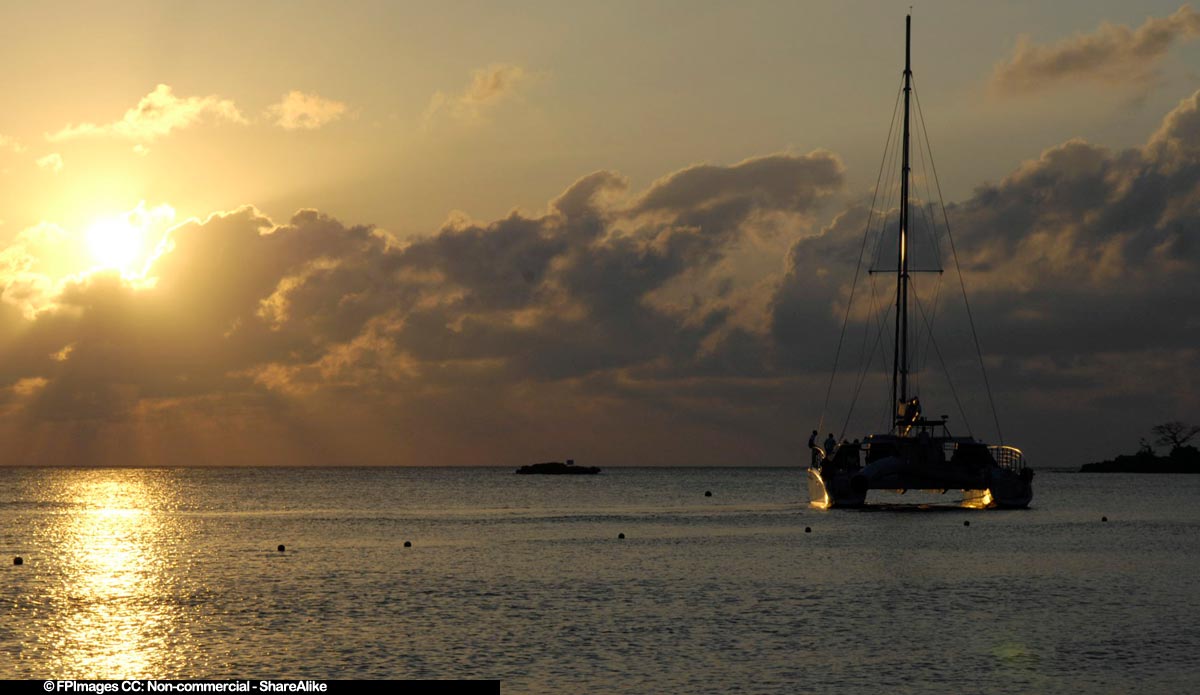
3,94 -> 1200,467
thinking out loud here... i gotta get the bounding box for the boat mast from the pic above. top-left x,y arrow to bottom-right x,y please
891,14 -> 912,431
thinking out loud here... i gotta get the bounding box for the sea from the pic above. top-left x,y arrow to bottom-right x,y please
0,466 -> 1197,693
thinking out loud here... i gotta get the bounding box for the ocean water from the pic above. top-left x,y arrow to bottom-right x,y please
0,466 -> 1197,692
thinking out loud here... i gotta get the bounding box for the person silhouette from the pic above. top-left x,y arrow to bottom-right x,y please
824,433 -> 837,460
808,430 -> 819,467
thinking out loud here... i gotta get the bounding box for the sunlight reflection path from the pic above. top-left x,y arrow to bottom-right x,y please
39,472 -> 197,677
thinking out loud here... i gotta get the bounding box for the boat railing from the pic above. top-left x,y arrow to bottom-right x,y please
988,445 -> 1026,472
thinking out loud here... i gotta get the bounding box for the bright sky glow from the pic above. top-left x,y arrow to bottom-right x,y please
0,2 -> 1196,468
86,217 -> 142,271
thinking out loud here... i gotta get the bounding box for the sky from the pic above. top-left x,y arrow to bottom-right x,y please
0,1 -> 1197,467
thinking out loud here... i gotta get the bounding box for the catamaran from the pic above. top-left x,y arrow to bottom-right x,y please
807,15 -> 1034,509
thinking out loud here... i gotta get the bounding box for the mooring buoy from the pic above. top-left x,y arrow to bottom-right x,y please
704,491 -> 712,497
963,520 -> 970,527
804,527 -> 811,533
404,541 -> 412,547
1101,516 -> 1108,522
13,556 -> 22,566
277,544 -> 286,552
618,533 -> 625,539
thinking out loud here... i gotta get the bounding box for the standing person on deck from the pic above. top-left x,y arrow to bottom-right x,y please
808,430 -> 819,467
824,433 -> 838,461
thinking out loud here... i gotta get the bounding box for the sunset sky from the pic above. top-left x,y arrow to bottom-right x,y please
1,1 -> 1197,467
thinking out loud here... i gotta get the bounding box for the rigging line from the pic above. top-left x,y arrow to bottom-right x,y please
870,83 -> 906,275
854,265 -> 895,433
911,279 -> 972,434
911,123 -> 947,380
918,100 -> 947,345
846,242 -> 894,436
918,270 -> 946,377
860,135 -> 902,428
878,364 -> 894,434
916,207 -> 946,379
816,81 -> 904,436
911,275 -> 921,395
866,269 -> 893,376
874,273 -> 896,402
842,298 -> 895,440
913,122 -> 940,271
910,201 -> 940,377
914,120 -> 944,270
879,101 -> 906,269
868,90 -> 904,344
868,279 -> 897,408
865,79 -> 907,419
848,261 -> 886,436
909,103 -> 946,383
862,227 -> 898,430
912,77 -> 1003,443
911,277 -> 935,395
853,256 -> 881,391
907,122 -> 936,396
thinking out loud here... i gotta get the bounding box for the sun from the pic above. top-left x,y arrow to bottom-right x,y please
86,216 -> 144,272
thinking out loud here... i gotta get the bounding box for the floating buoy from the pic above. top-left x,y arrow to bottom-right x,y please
618,533 -> 625,539
804,527 -> 811,533
963,520 -> 970,527
1101,516 -> 1108,522
704,491 -> 712,497
277,544 -> 286,552
404,541 -> 412,547
13,557 -> 22,566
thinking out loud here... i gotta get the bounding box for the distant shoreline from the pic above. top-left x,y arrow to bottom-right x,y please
1080,447 -> 1200,473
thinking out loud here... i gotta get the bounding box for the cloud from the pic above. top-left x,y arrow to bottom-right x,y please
424,64 -> 528,126
990,5 -> 1200,94
36,153 -> 62,173
770,89 -> 1200,460
46,84 -> 246,143
631,152 -> 845,220
268,90 -> 348,130
1148,89 -> 1200,163
0,151 -> 840,464
1,88 -> 1199,467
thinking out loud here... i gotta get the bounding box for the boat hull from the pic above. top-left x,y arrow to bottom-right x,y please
981,471 -> 1034,508
807,467 -> 867,508
515,462 -> 601,474
807,451 -> 1034,509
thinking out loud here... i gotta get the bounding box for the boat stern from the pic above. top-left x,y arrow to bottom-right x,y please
807,466 -> 867,508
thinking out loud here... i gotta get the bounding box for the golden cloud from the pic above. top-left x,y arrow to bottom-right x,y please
424,64 -> 528,126
46,84 -> 246,143
267,90 -> 349,130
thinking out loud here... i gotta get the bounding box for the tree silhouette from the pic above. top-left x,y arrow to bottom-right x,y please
1151,421 -> 1200,451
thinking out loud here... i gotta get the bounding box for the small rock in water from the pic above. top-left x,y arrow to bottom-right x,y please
13,556 -> 22,566
618,533 -> 625,539
277,544 -> 286,552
